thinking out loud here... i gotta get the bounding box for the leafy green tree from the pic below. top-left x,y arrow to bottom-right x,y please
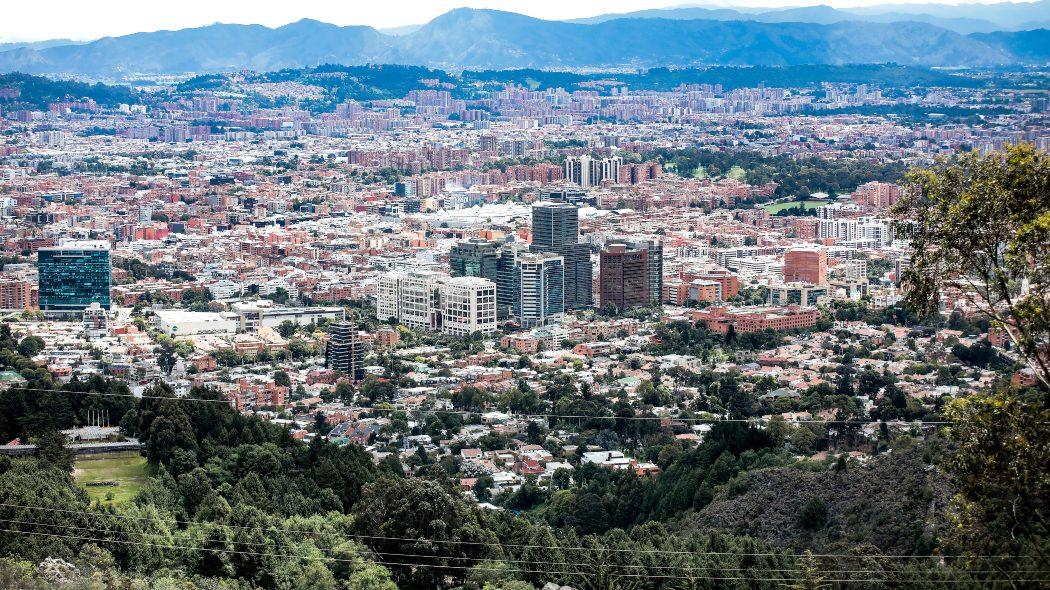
896,145 -> 1049,583
15,336 -> 44,358
276,320 -> 298,339
896,144 -> 1050,387
342,561 -> 398,590
944,389 -> 1048,563
799,497 -> 828,530
33,429 -> 74,473
351,477 -> 501,588
273,370 -> 291,388
360,378 -> 396,404
0,459 -> 89,562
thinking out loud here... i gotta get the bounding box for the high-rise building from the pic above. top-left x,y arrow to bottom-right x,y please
531,202 -> 592,310
375,269 -> 444,331
38,241 -> 111,313
627,238 -> 663,306
450,239 -> 500,282
496,242 -> 527,319
394,180 -> 416,198
479,135 -> 498,152
564,155 -> 622,187
326,320 -> 365,382
441,277 -> 497,336
564,154 -> 595,187
600,243 -> 649,312
517,252 -> 564,328
0,279 -> 35,310
784,248 -> 828,285
531,201 -> 579,251
600,156 -> 622,185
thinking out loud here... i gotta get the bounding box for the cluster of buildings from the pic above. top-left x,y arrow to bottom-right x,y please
0,67 -> 1042,492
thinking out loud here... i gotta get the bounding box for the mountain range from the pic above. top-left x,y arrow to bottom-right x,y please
571,2 -> 1050,34
0,4 -> 1046,77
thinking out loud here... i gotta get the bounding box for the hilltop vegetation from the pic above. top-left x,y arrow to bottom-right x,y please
0,72 -> 139,109
682,446 -> 949,555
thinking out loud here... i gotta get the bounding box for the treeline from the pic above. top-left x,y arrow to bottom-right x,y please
0,324 -> 136,443
0,73 -> 139,109
0,366 -> 1023,588
647,147 -> 908,200
186,64 -> 986,115
464,64 -> 984,92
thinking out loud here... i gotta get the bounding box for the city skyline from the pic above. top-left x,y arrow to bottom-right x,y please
0,0 -> 1035,42
0,0 -> 1044,586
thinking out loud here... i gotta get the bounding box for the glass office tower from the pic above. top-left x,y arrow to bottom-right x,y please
38,241 -> 112,313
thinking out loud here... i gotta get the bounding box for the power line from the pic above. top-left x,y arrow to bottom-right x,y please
0,503 -> 1037,563
0,516 -> 823,575
0,524 -> 1043,585
0,525 -> 808,583
31,513 -> 1034,578
8,387 -> 232,405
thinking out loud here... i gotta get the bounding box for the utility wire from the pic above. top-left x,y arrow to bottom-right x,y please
0,525 -> 1043,585
0,503 -> 1038,563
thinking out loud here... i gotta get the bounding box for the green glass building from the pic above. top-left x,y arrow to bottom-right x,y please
38,242 -> 112,313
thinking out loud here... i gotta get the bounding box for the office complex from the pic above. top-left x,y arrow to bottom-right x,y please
784,248 -> 828,285
496,242 -> 527,319
442,276 -> 498,336
376,269 -> 444,331
530,202 -> 592,310
376,269 -> 498,336
627,238 -> 663,306
325,320 -> 365,382
516,252 -> 565,328
450,239 -> 500,282
599,243 -> 650,312
38,241 -> 112,313
394,180 -> 416,198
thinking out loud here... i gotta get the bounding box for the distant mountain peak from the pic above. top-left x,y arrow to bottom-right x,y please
0,8 -> 1041,77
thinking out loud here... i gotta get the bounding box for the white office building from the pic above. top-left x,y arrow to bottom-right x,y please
154,310 -> 238,337
817,216 -> 894,248
441,277 -> 498,336
375,269 -> 444,331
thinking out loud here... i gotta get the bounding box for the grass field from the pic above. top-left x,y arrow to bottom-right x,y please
74,454 -> 149,505
763,199 -> 831,213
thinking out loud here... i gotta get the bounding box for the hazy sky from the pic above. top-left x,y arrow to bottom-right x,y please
0,0 -> 1024,42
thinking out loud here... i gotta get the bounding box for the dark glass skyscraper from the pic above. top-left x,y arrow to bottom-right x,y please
530,202 -> 592,310
496,242 -> 526,320
38,242 -> 111,313
531,201 -> 578,251
326,320 -> 364,382
450,239 -> 499,281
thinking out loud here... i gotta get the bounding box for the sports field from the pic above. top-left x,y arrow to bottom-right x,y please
763,199 -> 830,213
74,453 -> 149,505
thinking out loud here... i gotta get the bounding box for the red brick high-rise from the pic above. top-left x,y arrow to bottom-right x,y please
600,243 -> 649,312
784,248 -> 827,285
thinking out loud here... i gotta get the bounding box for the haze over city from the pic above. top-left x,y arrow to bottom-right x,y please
0,0 -> 1040,41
